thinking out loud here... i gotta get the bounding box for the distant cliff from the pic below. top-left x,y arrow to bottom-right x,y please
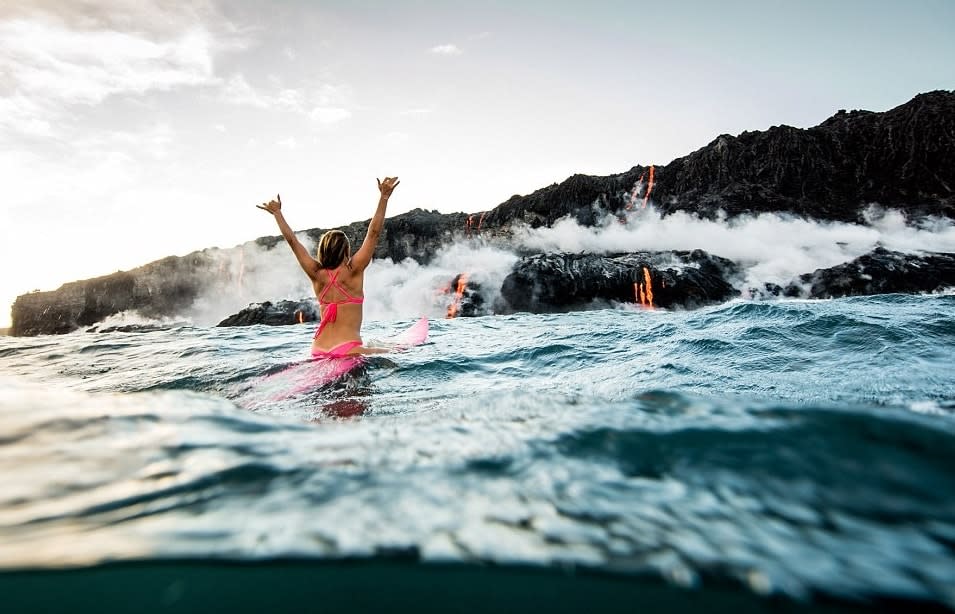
10,210 -> 461,337
12,91 -> 955,336
480,90 -> 955,230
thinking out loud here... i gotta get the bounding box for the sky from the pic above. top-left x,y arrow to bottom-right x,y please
1,0 -> 953,328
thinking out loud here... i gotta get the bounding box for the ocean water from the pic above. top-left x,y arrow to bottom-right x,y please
1,294 -> 954,612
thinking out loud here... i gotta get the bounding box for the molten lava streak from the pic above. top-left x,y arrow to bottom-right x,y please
634,266 -> 655,309
625,165 -> 656,210
465,213 -> 487,235
297,310 -> 304,324
627,171 -> 646,211
446,273 -> 470,319
642,165 -> 655,208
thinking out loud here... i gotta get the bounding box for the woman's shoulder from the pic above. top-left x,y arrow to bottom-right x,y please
342,260 -> 365,278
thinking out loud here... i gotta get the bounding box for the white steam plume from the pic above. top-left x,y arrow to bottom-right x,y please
178,235 -> 518,326
93,205 -> 955,329
515,205 -> 955,292
364,242 -> 517,321
184,237 -> 316,325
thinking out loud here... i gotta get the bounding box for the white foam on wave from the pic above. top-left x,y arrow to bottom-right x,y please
87,311 -> 190,330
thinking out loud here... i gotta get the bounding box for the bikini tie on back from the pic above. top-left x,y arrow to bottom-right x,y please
315,269 -> 364,339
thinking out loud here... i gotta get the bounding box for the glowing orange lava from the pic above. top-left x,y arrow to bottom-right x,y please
626,171 -> 647,211
634,266 -> 655,309
446,273 -> 470,319
297,310 -> 304,324
465,213 -> 487,235
642,165 -> 655,208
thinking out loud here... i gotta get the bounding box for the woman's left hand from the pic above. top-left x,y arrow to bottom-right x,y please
256,194 -> 282,215
377,177 -> 400,199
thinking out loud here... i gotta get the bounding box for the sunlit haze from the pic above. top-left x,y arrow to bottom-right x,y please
2,0 -> 954,327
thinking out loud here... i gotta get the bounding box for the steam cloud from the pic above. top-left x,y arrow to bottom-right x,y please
179,235 -> 518,326
515,205 -> 955,293
97,206 -> 955,328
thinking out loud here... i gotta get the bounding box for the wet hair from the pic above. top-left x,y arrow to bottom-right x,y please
316,230 -> 351,269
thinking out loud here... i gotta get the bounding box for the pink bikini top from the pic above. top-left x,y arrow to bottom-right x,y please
315,269 -> 364,338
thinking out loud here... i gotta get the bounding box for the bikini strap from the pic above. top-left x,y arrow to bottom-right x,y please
319,268 -> 361,304
318,269 -> 340,303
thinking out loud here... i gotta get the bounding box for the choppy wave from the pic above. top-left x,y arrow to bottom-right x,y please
1,294 -> 955,611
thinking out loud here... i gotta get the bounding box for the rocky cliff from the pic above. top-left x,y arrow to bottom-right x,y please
11,91 -> 955,336
498,251 -> 740,313
655,91 -> 955,221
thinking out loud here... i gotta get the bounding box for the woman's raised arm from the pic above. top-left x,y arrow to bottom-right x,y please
350,177 -> 399,272
257,194 -> 320,280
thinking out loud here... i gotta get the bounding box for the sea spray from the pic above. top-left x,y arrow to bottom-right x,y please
77,206 -> 955,330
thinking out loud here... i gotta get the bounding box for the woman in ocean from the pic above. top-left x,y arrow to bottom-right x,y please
256,176 -> 400,357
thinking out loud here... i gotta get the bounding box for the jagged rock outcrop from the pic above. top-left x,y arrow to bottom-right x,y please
800,248 -> 955,298
498,251 -> 739,312
482,91 -> 955,228
217,300 -> 319,327
10,254 -> 218,337
655,91 -> 955,221
256,208 -> 469,265
480,171 -> 644,231
11,91 -> 955,335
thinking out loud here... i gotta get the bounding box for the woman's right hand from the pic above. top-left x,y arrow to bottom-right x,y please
256,194 -> 282,215
377,177 -> 400,199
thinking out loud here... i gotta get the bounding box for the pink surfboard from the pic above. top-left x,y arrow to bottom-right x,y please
249,317 -> 429,403
384,316 -> 429,349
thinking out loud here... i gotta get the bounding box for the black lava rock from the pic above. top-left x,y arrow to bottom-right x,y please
217,300 -> 318,327
499,250 -> 740,313
801,248 -> 955,298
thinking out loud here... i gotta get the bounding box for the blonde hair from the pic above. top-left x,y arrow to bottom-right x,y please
317,230 -> 351,269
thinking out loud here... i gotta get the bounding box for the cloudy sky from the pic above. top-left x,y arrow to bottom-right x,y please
1,0 -> 953,327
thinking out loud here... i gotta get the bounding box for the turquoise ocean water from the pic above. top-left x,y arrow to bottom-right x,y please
1,294 -> 954,612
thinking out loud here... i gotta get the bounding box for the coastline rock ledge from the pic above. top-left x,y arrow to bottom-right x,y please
10,91 -> 955,336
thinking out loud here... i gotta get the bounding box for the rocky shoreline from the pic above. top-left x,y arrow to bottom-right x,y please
210,247 -> 955,327
10,91 -> 955,336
